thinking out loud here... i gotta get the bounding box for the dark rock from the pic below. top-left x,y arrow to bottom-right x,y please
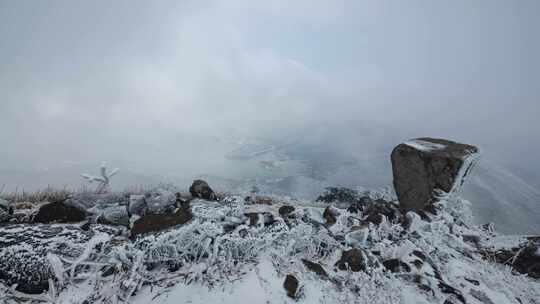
383,259 -> 411,273
462,234 -> 481,245
244,212 -> 274,227
335,248 -> 366,272
412,250 -> 427,261
365,213 -> 385,225
362,199 -> 402,225
316,187 -> 359,204
323,206 -> 339,226
283,274 -> 299,299
131,206 -> 193,238
33,201 -> 88,223
391,138 -> 479,212
465,278 -> 480,286
301,259 -> 328,278
493,242 -> 540,279
412,259 -> 423,268
438,281 -> 466,304
189,180 -> 216,201
279,205 -> 295,217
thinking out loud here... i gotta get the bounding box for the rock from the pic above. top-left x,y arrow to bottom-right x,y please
493,242 -> 540,279
283,274 -> 299,299
279,205 -> 295,217
244,212 -> 274,227
33,200 -> 88,223
391,138 -> 479,211
316,187 -> 359,204
335,248 -> 367,272
464,278 -> 480,286
438,281 -> 466,304
382,259 -> 411,273
145,188 -> 177,214
97,205 -> 130,226
358,198 -> 402,225
323,206 -> 339,226
189,180 -> 217,201
130,205 -> 193,238
301,259 -> 328,278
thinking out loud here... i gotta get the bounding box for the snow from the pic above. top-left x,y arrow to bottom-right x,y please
403,139 -> 447,152
1,193 -> 539,304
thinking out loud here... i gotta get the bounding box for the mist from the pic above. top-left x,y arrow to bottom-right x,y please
1,0 -> 539,199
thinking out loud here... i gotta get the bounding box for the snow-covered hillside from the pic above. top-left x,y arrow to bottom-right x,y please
0,190 -> 538,304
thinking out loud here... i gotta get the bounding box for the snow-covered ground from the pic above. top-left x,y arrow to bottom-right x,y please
1,193 -> 538,304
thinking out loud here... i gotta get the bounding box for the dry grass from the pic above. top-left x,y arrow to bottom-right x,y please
0,186 -> 73,204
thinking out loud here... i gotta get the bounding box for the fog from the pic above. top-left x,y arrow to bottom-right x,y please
1,0 -> 539,206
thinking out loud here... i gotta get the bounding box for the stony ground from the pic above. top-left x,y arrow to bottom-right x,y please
0,187 -> 539,304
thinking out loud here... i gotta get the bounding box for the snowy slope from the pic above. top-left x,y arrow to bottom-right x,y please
2,195 -> 538,304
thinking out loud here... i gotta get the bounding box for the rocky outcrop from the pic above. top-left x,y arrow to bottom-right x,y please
391,138 -> 480,211
33,200 -> 88,223
189,180 -> 217,201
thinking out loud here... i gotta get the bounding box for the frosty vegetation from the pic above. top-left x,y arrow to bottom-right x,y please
0,188 -> 538,304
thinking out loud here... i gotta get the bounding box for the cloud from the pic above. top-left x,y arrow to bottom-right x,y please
0,0 -> 539,190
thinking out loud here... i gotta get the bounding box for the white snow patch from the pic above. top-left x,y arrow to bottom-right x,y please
404,139 -> 447,152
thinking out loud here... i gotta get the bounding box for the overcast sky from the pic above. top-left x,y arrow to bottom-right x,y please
1,0 -> 539,189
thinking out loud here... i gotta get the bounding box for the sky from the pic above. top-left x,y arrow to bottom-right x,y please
1,0 -> 539,192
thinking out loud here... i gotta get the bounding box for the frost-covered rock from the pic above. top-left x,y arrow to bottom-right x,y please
97,205 -> 130,226
189,180 -> 216,201
144,188 -> 177,214
391,138 -> 480,211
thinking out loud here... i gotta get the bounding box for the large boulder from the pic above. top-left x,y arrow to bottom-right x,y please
391,138 -> 480,212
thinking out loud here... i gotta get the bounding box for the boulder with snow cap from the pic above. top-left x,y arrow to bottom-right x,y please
391,138 -> 480,212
